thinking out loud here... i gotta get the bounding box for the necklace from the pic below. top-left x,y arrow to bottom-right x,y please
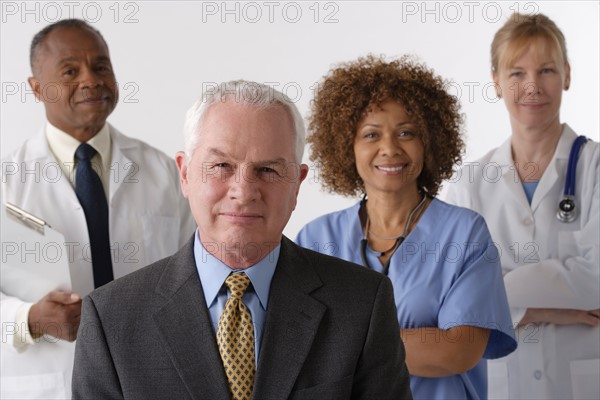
364,194 -> 427,255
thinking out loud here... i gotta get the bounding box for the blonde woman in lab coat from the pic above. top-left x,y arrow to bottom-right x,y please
446,13 -> 599,399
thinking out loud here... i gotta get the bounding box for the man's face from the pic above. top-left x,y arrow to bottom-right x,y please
28,27 -> 118,141
176,101 -> 308,269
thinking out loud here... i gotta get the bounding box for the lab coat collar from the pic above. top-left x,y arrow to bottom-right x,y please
19,129 -> 53,162
105,125 -> 135,202
21,122 -> 135,161
489,123 -> 577,212
553,123 -> 578,160
489,137 -> 530,210
531,124 -> 576,211
22,123 -> 138,204
490,136 -> 514,168
489,123 -> 576,166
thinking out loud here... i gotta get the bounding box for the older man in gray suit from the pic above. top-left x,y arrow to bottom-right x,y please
72,80 -> 412,400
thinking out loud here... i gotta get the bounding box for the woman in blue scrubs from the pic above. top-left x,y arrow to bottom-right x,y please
296,55 -> 517,399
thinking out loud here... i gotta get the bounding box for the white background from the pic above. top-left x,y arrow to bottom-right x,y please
1,0 -> 598,237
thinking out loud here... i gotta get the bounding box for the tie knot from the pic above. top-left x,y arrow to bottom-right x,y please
225,273 -> 250,299
75,143 -> 97,162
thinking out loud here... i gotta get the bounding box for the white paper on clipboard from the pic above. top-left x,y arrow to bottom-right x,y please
1,203 -> 72,302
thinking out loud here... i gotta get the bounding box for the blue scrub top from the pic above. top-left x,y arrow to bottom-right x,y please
296,198 -> 517,400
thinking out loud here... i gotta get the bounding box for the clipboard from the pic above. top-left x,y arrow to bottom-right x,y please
1,203 -> 72,302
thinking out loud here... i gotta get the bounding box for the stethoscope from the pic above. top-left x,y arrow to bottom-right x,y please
360,235 -> 401,276
556,135 -> 588,223
359,194 -> 427,274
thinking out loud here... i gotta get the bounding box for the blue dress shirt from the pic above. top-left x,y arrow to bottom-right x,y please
193,231 -> 279,363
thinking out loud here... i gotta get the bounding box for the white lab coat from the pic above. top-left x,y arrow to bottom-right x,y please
445,124 -> 599,399
0,125 -> 196,399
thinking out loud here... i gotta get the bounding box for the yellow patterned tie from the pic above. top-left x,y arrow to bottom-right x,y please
217,273 -> 255,400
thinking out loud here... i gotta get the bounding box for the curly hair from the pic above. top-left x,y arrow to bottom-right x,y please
308,55 -> 464,197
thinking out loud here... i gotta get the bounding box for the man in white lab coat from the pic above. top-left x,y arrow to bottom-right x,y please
0,19 -> 195,399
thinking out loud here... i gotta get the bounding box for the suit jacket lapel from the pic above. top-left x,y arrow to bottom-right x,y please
253,237 -> 326,399
152,237 -> 230,400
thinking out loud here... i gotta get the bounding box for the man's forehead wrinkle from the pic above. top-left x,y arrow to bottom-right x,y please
204,147 -> 288,165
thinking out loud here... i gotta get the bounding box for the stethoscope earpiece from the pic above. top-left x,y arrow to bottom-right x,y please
556,136 -> 588,223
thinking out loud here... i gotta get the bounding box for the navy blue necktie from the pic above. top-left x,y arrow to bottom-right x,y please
75,143 -> 114,288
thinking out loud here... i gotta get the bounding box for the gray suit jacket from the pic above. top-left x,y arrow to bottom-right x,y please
72,236 -> 411,399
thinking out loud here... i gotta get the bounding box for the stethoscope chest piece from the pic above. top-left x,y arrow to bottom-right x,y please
557,195 -> 578,223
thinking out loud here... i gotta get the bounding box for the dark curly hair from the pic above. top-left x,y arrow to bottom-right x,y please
308,55 -> 464,197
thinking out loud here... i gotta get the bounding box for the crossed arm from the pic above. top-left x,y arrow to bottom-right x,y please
401,326 -> 490,377
518,308 -> 600,327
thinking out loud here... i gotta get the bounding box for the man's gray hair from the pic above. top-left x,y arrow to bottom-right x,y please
182,80 -> 306,164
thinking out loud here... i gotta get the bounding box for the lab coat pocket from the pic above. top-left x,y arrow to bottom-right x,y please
140,215 -> 180,264
570,358 -> 600,399
1,371 -> 66,399
557,230 -> 580,261
487,359 -> 509,400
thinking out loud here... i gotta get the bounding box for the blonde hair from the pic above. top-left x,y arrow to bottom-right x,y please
491,13 -> 568,72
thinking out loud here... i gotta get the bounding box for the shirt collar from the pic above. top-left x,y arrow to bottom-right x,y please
193,230 -> 280,311
553,123 -> 577,160
45,121 -> 112,168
